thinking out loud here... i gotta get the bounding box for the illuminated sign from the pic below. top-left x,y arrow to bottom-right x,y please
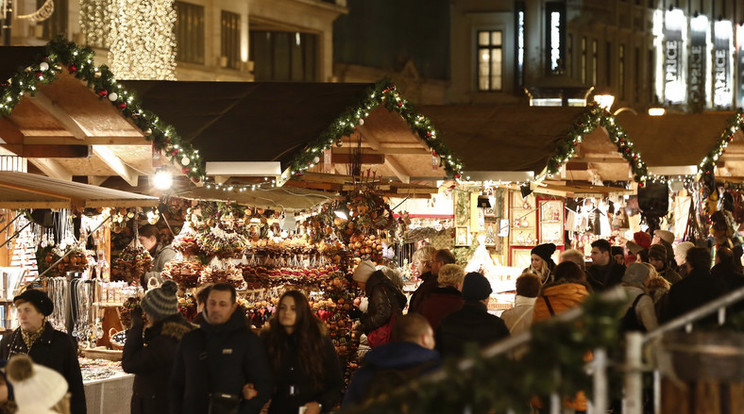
737,23 -> 744,109
663,8 -> 685,104
713,20 -> 733,108
544,2 -> 565,74
516,2 -> 525,88
687,15 -> 708,111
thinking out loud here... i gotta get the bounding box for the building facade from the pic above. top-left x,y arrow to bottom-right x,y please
5,0 -> 347,82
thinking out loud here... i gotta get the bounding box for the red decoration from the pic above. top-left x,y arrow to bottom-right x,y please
68,65 -> 77,73
97,89 -> 108,97
117,102 -> 127,110
171,150 -> 179,156
454,173 -> 461,179
426,131 -> 432,137
182,167 -> 190,174
36,71 -> 44,79
396,102 -> 403,107
624,148 -> 630,153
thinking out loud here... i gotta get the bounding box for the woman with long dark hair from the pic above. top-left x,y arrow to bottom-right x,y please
261,290 -> 344,414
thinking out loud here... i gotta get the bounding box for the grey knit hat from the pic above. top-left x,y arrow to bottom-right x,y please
141,280 -> 179,321
622,263 -> 651,285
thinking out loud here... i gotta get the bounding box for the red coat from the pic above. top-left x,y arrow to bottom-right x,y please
420,286 -> 464,331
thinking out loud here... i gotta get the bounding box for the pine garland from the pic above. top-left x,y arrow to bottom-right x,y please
0,37 -> 205,182
698,111 -> 744,179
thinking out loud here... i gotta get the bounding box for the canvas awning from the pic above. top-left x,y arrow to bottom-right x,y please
0,171 -> 159,209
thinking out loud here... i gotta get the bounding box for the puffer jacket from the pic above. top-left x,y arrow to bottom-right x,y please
532,281 -> 590,412
360,271 -> 407,334
122,313 -> 196,414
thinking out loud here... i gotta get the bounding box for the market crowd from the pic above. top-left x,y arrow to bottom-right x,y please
0,230 -> 740,414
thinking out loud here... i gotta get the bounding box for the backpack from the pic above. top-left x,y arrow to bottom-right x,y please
619,294 -> 647,333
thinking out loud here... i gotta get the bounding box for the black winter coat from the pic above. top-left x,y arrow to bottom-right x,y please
122,313 -> 195,414
170,310 -> 273,414
436,301 -> 510,359
662,267 -> 724,323
408,271 -> 437,313
360,271 -> 407,334
0,322 -> 86,414
261,331 -> 344,414
587,262 -> 625,292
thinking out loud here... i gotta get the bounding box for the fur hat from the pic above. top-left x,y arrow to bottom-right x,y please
648,244 -> 667,262
13,289 -> 54,316
141,280 -> 179,321
461,272 -> 492,301
6,354 -> 68,411
627,231 -> 652,254
654,230 -> 675,244
531,243 -> 556,264
623,262 -> 651,285
352,260 -> 377,283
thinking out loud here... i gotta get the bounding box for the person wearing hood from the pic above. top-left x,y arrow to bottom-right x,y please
500,273 -> 541,334
5,354 -> 71,414
0,289 -> 86,414
436,272 -> 509,358
524,243 -> 556,284
587,239 -> 625,292
342,313 -> 439,409
648,244 -> 682,285
170,283 -> 273,414
619,263 -> 658,332
350,261 -> 407,348
122,280 -> 196,414
409,248 -> 454,313
419,264 -> 466,331
261,290 -> 343,414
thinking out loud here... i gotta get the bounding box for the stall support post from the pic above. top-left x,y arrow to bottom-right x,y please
592,348 -> 608,414
623,333 -> 643,414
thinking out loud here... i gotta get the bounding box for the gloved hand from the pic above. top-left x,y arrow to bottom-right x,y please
130,305 -> 144,328
347,306 -> 363,319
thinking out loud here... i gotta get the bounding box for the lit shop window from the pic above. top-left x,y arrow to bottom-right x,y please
477,30 -> 503,91
250,31 -> 317,81
175,1 -> 205,65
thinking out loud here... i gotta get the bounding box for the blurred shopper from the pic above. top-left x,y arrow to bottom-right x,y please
500,273 -> 541,335
419,264 -> 465,331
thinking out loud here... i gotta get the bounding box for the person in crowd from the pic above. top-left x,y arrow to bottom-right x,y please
627,231 -> 652,264
0,289 -> 86,414
192,283 -> 212,324
560,249 -> 586,271
611,246 -> 626,268
532,261 -> 590,413
524,243 -> 556,284
261,291 -> 343,414
436,272 -> 509,358
420,264 -> 466,331
648,244 -> 682,285
409,248 -> 455,313
644,264 -> 671,318
711,247 -> 744,291
501,273 -> 541,335
653,230 -> 678,271
342,314 -> 439,409
139,224 -> 177,288
587,239 -> 625,292
170,283 -> 273,414
378,266 -> 404,291
662,247 -> 724,323
350,261 -> 406,348
6,354 -> 71,414
619,263 -> 658,333
674,241 -> 694,279
122,280 -> 195,414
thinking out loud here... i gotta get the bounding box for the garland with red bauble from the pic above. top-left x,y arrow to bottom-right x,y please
0,37 -> 205,182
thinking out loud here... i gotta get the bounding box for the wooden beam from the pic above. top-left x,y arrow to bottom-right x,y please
22,145 -> 90,158
28,92 -> 93,140
284,180 -> 342,192
87,176 -> 108,186
356,124 -> 381,150
24,135 -> 148,145
573,157 -> 628,164
384,156 -> 410,184
0,119 -> 24,145
331,153 -> 385,164
92,145 -> 139,186
333,147 -> 430,155
28,158 -> 73,181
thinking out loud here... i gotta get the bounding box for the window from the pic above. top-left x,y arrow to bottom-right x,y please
591,39 -> 598,86
634,47 -> 640,102
40,0 -> 68,39
220,11 -> 241,70
581,36 -> 587,84
175,2 -> 205,64
605,41 -> 611,86
250,31 -> 317,81
619,45 -> 625,99
477,30 -> 503,91
567,34 -> 573,77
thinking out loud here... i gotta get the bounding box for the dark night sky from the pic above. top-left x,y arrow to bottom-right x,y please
333,0 -> 450,80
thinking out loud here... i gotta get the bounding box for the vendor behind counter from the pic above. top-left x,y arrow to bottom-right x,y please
138,224 -> 176,288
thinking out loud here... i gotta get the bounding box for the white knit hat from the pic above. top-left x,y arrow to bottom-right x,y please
6,355 -> 68,411
352,260 -> 377,283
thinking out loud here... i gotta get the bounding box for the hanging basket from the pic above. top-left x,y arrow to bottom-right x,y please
660,331 -> 744,382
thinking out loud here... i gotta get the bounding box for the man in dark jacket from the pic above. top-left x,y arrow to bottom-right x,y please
587,239 -> 625,292
0,289 -> 86,414
342,313 -> 440,408
409,249 -> 455,313
170,283 -> 273,414
123,280 -> 195,414
662,247 -> 724,323
648,244 -> 682,285
436,272 -> 509,358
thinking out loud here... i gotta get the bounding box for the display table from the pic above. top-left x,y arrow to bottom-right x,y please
84,372 -> 133,414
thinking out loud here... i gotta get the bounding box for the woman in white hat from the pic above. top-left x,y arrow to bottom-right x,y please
6,354 -> 70,414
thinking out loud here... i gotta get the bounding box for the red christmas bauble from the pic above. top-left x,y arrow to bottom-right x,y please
454,173 -> 461,179
97,89 -> 108,97
396,102 -> 403,107
68,65 -> 77,73
36,71 -> 44,79
117,102 -> 127,110
171,150 -> 179,156
182,167 -> 190,174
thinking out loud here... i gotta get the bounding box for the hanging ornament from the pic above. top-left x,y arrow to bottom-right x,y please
97,89 -> 108,97
313,156 -> 320,164
68,65 -> 77,73
181,157 -> 190,166
39,62 -> 49,71
108,92 -> 118,101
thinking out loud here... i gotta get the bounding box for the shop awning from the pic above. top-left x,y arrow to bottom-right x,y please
0,171 -> 159,209
175,185 -> 334,211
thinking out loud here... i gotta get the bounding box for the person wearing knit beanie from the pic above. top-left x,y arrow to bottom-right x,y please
525,243 -> 556,284
622,262 -> 651,285
352,260 -> 377,286
6,354 -> 69,414
648,244 -> 682,285
461,272 -> 493,301
141,280 -> 180,322
626,231 -> 652,255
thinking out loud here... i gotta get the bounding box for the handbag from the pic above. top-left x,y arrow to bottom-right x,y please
367,312 -> 396,348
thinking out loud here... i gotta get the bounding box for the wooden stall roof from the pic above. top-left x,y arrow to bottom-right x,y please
0,47 -> 151,187
120,81 -> 450,191
175,186 -> 334,211
0,171 -> 159,209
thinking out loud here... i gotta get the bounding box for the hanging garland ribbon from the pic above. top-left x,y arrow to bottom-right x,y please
0,37 -> 205,182
285,79 -> 464,179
